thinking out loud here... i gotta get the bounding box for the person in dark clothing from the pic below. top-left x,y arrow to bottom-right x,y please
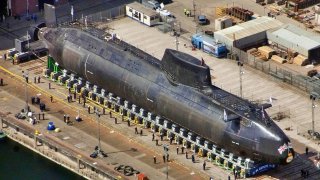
37,76 -> 40,83
203,161 -> 206,170
306,147 -> 309,155
140,129 -> 143,136
160,134 -> 164,141
185,151 -> 188,159
166,154 -> 169,162
152,133 -> 155,141
176,147 -> 179,154
135,127 -> 138,134
163,154 -> 166,163
153,156 -> 156,164
181,146 -> 185,154
191,154 -> 195,163
0,78 -> 3,86
74,92 -> 76,99
127,120 -> 130,127
50,96 -> 53,103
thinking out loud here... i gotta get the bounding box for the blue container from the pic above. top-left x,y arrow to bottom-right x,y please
47,122 -> 56,131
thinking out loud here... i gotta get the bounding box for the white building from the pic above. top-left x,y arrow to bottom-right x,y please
267,24 -> 320,61
126,2 -> 160,27
214,16 -> 283,50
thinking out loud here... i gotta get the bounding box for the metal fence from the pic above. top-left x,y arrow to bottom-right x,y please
81,5 -> 126,24
230,48 -> 320,95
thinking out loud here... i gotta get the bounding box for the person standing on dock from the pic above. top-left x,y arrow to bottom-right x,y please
203,161 -> 206,170
0,78 -> 3,86
38,76 -> 40,83
162,154 -> 166,163
153,156 -> 157,164
50,96 -> 53,103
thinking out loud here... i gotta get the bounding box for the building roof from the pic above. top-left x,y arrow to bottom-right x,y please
127,2 -> 158,17
214,16 -> 283,41
268,24 -> 320,51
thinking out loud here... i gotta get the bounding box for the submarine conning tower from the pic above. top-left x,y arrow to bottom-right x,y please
161,49 -> 212,89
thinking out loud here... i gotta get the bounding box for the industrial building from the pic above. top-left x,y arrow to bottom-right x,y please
6,0 -> 68,17
286,0 -> 320,11
126,2 -> 160,26
214,16 -> 283,51
267,24 -> 320,61
214,16 -> 232,31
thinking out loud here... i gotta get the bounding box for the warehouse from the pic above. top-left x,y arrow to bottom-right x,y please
267,24 -> 320,62
126,2 -> 160,27
214,16 -> 283,51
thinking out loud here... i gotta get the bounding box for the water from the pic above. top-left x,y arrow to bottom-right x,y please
0,137 -> 85,180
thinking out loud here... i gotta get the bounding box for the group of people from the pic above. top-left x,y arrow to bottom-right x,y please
33,76 -> 41,84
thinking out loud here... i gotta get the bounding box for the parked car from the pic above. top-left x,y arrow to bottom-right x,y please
198,15 -> 208,25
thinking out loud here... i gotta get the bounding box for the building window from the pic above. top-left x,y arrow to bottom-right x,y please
129,8 -> 132,12
144,15 -> 147,19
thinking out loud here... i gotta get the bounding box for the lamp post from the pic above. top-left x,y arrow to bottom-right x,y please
164,144 -> 169,179
95,109 -> 101,151
237,61 -> 244,98
192,0 -> 196,21
23,70 -> 29,112
310,92 -> 319,135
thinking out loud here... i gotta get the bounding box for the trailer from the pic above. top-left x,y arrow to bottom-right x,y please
126,2 -> 160,27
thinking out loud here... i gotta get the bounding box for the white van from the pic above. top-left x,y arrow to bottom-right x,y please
142,0 -> 161,10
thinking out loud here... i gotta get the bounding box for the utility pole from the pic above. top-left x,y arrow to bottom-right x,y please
237,61 -> 244,98
193,0 -> 196,21
27,31 -> 30,50
23,71 -> 29,112
96,109 -> 101,151
164,144 -> 169,179
95,108 -> 107,158
174,22 -> 180,51
27,0 -> 29,18
310,92 -> 319,135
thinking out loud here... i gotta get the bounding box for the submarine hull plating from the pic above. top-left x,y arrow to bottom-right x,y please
40,27 -> 294,165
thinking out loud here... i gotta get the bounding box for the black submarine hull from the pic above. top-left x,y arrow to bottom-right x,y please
39,27 -> 294,165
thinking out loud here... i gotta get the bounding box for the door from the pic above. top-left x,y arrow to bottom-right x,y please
198,42 -> 202,49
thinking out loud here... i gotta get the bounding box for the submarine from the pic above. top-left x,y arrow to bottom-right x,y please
35,26 -> 294,165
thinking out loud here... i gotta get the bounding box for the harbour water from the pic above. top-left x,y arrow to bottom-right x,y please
0,137 -> 84,180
